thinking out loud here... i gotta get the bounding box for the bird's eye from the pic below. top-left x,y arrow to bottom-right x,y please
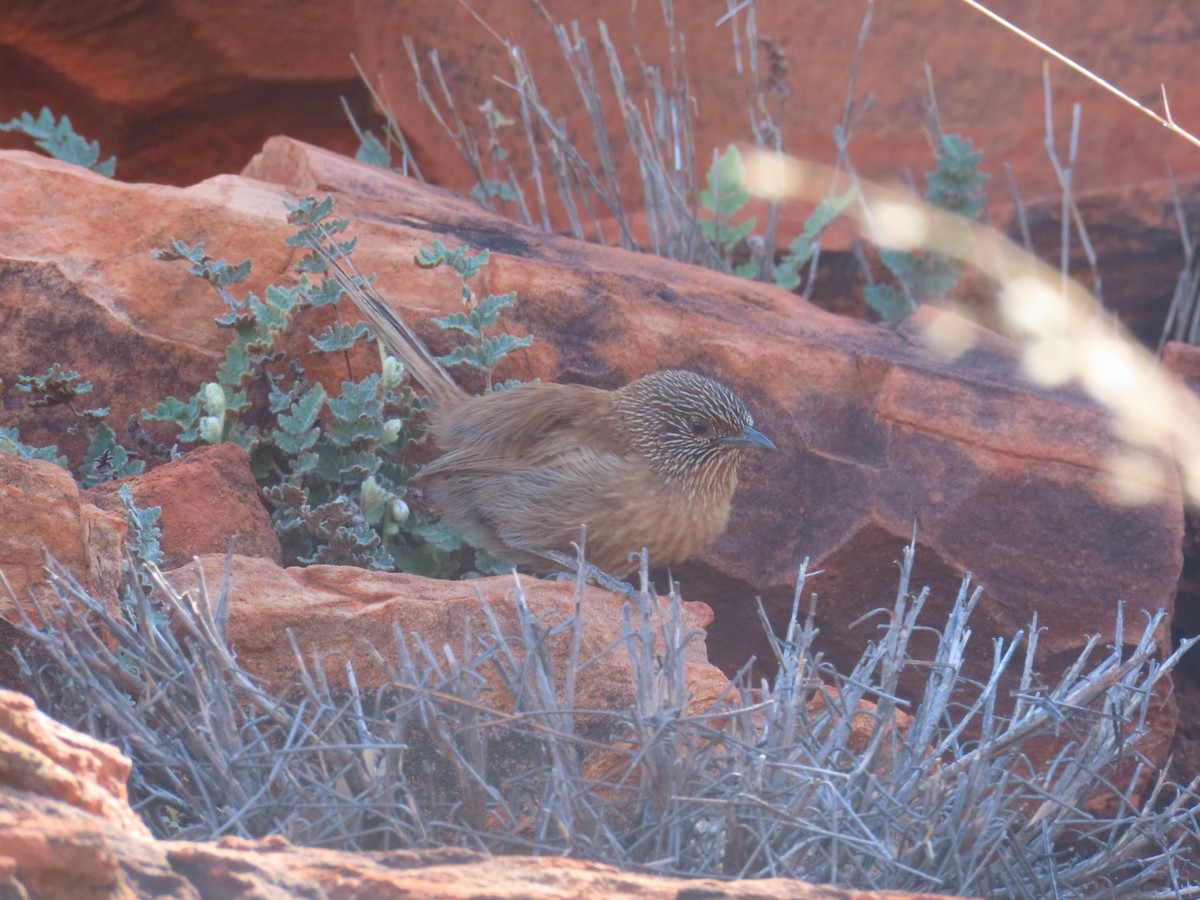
689,419 -> 710,436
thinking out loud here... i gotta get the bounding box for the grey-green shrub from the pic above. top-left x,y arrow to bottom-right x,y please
12,540 -> 1199,896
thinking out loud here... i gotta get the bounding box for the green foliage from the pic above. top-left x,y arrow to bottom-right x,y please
862,283 -> 907,322
152,239 -> 252,298
699,145 -> 758,276
0,107 -> 116,176
263,482 -> 388,568
457,99 -> 520,205
344,100 -> 421,180
144,244 -> 289,451
17,365 -> 101,417
926,133 -> 989,218
116,485 -> 164,609
0,428 -> 68,468
310,321 -> 370,353
470,179 -> 521,204
147,197 -> 528,577
773,188 -> 857,291
415,240 -> 490,282
866,133 -> 990,322
117,484 -> 163,570
416,241 -> 533,387
5,364 -> 144,486
355,129 -> 393,169
78,423 -> 143,488
700,145 -> 855,288
270,382 -> 326,458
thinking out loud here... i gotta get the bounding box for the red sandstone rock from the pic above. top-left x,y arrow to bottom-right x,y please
0,455 -> 124,624
0,454 -> 125,690
3,1 -> 1195,204
0,443 -> 277,689
86,442 -> 282,569
356,1 -> 1200,207
0,690 -> 147,836
0,0 -> 367,185
164,552 -> 725,708
1007,178 -> 1200,348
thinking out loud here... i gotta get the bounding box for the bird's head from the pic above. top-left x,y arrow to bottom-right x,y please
616,369 -> 775,486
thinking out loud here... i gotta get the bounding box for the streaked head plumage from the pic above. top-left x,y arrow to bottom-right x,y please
616,369 -> 774,483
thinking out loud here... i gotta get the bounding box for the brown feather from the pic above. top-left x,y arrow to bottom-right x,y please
320,246 -> 774,576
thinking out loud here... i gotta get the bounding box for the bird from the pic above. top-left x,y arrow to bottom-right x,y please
314,244 -> 775,577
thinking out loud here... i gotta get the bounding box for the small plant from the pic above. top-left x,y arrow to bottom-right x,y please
116,483 -> 163,604
340,82 -> 424,181
772,188 -> 857,291
699,145 -> 759,276
144,196 -> 528,576
4,364 -> 143,486
699,144 -> 856,287
864,132 -> 990,321
415,240 -> 533,383
118,483 -> 163,569
0,107 -> 115,176
0,427 -> 68,468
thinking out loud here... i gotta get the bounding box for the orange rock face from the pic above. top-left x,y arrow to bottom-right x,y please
0,455 -> 125,624
358,1 -> 1200,206
0,690 -> 146,835
86,443 -> 282,569
0,0 -> 368,185
4,1 -> 1197,202
165,552 -> 726,703
0,454 -> 126,690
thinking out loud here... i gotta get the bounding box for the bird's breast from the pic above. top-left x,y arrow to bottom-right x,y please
584,462 -> 739,573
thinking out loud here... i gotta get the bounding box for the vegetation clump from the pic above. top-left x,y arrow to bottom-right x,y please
11,542 -> 1199,896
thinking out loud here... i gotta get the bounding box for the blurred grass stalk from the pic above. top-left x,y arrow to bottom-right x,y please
742,146 -> 1200,509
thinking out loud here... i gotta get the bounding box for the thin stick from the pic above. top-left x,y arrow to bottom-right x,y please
958,0 -> 1200,151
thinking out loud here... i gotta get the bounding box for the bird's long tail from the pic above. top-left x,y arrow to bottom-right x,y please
311,240 -> 465,408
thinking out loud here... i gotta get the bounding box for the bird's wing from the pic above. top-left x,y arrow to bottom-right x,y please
419,437 -> 626,481
415,380 -> 646,563
423,381 -> 628,477
425,442 -> 637,559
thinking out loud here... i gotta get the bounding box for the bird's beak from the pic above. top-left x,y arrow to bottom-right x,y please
722,426 -> 776,451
